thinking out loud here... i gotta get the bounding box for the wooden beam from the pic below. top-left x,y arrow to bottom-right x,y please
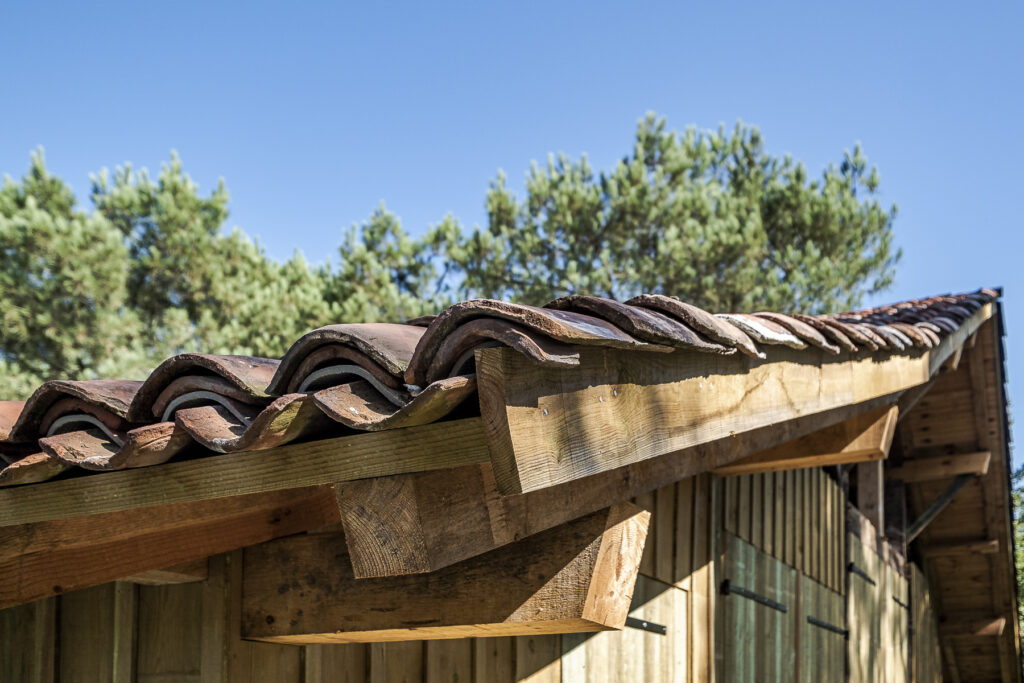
857,460 -> 885,533
907,474 -> 975,543
713,405 -> 898,475
242,503 -> 650,643
889,452 -> 991,483
0,417 -> 488,527
921,538 -> 999,558
940,616 -> 1007,637
124,558 -> 209,585
478,303 -> 991,494
339,397 -> 900,578
0,485 -> 341,609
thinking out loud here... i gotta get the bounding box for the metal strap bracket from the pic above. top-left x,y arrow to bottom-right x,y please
807,615 -> 849,639
720,579 -> 788,613
847,562 -> 876,586
625,616 -> 667,635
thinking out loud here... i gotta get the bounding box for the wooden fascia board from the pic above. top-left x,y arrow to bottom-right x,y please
241,503 -> 650,644
479,304 -> 993,494
889,451 -> 991,483
712,404 -> 898,476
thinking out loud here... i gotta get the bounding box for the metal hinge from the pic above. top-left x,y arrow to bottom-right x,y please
807,615 -> 849,639
625,616 -> 667,635
720,579 -> 789,613
847,562 -> 876,586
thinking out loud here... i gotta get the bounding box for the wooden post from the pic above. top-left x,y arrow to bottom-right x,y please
857,460 -> 884,537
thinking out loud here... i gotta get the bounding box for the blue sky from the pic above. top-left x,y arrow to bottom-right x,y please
3,2 -> 1022,456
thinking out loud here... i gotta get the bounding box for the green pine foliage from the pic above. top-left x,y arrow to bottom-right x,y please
1,115 -> 900,398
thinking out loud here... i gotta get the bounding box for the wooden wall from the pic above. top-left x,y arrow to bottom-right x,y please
722,468 -> 846,594
910,563 -> 942,683
847,530 -> 910,683
0,468 -> 943,682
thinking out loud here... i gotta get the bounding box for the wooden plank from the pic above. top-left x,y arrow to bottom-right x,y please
0,485 -> 341,609
773,470 -> 785,562
304,644 -> 366,683
0,597 -> 56,683
243,504 -> 650,643
478,305 -> 990,494
0,417 -> 488,526
370,642 -> 423,683
751,472 -> 763,550
426,639 -> 472,683
127,558 -> 208,585
858,460 -> 885,534
691,473 -> 713,683
654,484 -> 675,583
889,451 -> 991,482
940,617 -> 1007,637
515,635 -> 561,682
136,581 -> 203,683
674,476 -> 694,589
474,637 -> 513,683
59,582 -> 137,683
738,475 -> 751,542
715,405 -> 898,475
763,472 -> 774,555
921,538 -> 999,557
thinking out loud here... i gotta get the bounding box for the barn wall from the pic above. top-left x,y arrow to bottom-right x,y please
0,468 -> 940,682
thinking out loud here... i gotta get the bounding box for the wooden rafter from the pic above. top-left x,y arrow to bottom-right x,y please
889,452 -> 991,483
941,617 -> 1007,638
920,538 -> 998,558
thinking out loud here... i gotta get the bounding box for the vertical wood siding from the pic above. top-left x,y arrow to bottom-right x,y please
722,468 -> 846,594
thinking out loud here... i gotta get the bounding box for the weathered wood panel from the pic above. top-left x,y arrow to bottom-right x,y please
719,533 -> 797,682
723,467 -> 845,592
910,564 -> 942,683
0,597 -> 55,682
562,575 -> 687,682
797,574 -> 844,683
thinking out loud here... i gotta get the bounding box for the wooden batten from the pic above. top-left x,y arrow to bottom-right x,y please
124,558 -> 209,585
940,617 -> 1007,637
920,538 -> 999,558
713,404 -> 898,476
241,503 -> 650,644
477,304 -> 989,494
888,451 -> 991,483
0,485 -> 342,609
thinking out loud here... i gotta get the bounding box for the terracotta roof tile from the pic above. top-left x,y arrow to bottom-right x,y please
0,287 -> 1000,486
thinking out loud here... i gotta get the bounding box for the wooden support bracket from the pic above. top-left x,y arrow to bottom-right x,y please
921,538 -> 999,558
906,474 -> 975,543
713,405 -> 898,476
888,451 -> 990,483
242,503 -> 650,643
940,616 -> 1007,637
